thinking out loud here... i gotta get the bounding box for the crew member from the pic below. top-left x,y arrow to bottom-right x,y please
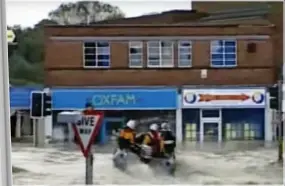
160,122 -> 176,158
142,123 -> 164,158
117,120 -> 140,155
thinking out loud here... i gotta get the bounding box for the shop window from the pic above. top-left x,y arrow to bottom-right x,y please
178,40 -> 192,67
147,41 -> 174,68
243,123 -> 262,140
210,40 -> 237,68
185,123 -> 198,141
182,109 -> 200,141
223,124 -> 262,140
225,123 -> 244,140
223,108 -> 265,140
83,41 -> 110,68
129,41 -> 143,68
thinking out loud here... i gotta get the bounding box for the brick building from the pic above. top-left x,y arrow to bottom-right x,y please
45,10 -> 275,86
192,1 -> 283,77
44,8 -> 276,143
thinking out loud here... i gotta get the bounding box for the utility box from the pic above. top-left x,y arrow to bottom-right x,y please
57,111 -> 82,123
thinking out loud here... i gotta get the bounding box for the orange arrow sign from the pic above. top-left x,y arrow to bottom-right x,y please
198,94 -> 250,102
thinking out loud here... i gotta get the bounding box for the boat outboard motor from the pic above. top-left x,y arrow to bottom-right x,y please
161,154 -> 176,175
113,148 -> 128,170
140,144 -> 153,164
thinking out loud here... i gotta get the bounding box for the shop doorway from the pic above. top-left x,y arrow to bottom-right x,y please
200,109 -> 222,142
104,117 -> 125,142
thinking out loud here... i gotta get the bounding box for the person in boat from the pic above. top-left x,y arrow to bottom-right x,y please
160,122 -> 176,158
117,120 -> 140,155
140,123 -> 165,163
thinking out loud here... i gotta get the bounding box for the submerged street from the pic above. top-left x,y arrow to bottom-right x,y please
12,142 -> 283,185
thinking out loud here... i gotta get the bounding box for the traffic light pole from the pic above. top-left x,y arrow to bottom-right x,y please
277,79 -> 283,162
33,118 -> 46,148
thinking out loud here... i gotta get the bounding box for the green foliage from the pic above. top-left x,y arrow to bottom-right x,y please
9,52 -> 44,85
48,1 -> 125,24
8,1 -> 125,85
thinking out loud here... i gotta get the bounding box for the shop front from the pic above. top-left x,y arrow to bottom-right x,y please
52,87 -> 178,144
181,88 -> 268,142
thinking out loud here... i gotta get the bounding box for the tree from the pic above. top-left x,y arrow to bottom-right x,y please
48,1 -> 125,25
8,1 -> 125,85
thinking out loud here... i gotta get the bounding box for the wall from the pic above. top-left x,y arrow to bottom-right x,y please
45,39 -> 273,69
45,26 -> 273,37
192,1 -> 283,69
44,25 -> 275,86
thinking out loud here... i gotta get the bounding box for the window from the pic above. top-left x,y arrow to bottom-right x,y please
225,123 -> 262,140
147,41 -> 174,67
129,41 -> 143,67
243,123 -> 262,140
178,41 -> 192,67
83,41 -> 110,68
225,123 -> 244,140
210,40 -> 237,67
185,123 -> 198,141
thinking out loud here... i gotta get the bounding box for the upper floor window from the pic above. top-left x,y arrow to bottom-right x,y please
83,41 -> 110,68
129,41 -> 143,68
147,41 -> 174,67
178,41 -> 192,67
211,40 -> 237,67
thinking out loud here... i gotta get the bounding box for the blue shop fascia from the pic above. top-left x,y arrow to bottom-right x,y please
180,87 -> 270,143
9,86 -> 272,144
51,87 -> 179,144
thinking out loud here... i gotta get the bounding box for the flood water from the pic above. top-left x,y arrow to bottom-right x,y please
12,141 -> 283,185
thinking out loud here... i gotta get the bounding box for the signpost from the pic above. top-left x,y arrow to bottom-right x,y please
57,109 -> 104,185
277,80 -> 283,162
7,30 -> 15,44
0,0 -> 13,185
72,110 -> 104,185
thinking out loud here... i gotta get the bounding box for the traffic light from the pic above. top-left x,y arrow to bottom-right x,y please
30,91 -> 44,118
43,92 -> 52,116
269,85 -> 279,110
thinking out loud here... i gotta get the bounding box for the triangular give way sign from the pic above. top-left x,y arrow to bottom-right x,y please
72,110 -> 104,157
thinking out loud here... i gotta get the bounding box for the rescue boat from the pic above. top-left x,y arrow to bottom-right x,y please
112,145 -> 176,175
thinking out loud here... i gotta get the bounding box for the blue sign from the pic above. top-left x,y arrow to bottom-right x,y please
52,88 -> 178,110
10,87 -> 41,109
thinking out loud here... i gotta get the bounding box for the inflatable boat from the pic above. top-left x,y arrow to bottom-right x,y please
112,145 -> 176,175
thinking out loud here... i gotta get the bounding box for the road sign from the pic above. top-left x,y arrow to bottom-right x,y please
7,30 -> 15,43
72,110 -> 104,157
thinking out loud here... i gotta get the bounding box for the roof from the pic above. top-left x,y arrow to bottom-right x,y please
199,7 -> 270,22
44,7 -> 273,29
192,1 -> 271,13
93,9 -> 202,24
44,23 -> 274,29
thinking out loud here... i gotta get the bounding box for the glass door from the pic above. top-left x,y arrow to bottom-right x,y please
202,122 -> 221,142
200,109 -> 222,142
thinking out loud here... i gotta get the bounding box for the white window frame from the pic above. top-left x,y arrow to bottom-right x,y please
83,41 -> 111,68
178,40 -> 192,68
129,41 -> 143,68
210,39 -> 237,68
147,41 -> 174,68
